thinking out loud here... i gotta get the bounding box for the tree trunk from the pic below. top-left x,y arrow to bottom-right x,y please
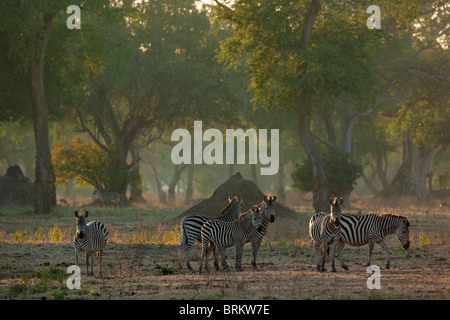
111,140 -> 130,202
149,148 -> 166,205
298,114 -> 329,212
296,0 -> 326,212
28,15 -> 56,214
388,135 -> 439,198
361,171 -> 379,196
130,138 -> 146,203
376,151 -> 390,192
168,164 -> 187,208
276,139 -> 286,203
185,164 -> 194,206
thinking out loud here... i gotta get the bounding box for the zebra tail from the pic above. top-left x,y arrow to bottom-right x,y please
326,246 -> 330,257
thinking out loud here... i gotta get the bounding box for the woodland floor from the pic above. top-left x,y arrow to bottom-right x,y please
0,205 -> 449,301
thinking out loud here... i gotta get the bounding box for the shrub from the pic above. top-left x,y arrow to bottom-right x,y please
292,150 -> 363,195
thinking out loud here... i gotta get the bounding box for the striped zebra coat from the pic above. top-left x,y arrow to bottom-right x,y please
74,210 -> 108,277
179,196 -> 242,270
217,194 -> 277,270
336,212 -> 410,269
313,211 -> 410,269
199,205 -> 264,273
309,197 -> 343,272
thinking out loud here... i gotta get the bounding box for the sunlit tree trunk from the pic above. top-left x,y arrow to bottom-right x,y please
27,14 -> 57,214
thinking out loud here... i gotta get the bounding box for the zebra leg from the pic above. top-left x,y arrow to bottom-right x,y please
313,241 -> 322,271
220,248 -> 228,270
377,239 -> 391,269
184,241 -> 194,271
235,243 -> 244,272
212,245 -> 220,271
320,242 -> 329,272
251,237 -> 262,270
367,240 -> 375,267
335,240 -> 349,270
75,248 -> 79,266
330,241 -> 338,273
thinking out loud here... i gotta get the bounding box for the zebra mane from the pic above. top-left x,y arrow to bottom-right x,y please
379,212 -> 410,226
236,208 -> 252,221
218,196 -> 239,216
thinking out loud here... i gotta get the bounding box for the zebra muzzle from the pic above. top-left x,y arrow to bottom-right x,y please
77,231 -> 85,240
403,240 -> 410,250
269,215 -> 275,223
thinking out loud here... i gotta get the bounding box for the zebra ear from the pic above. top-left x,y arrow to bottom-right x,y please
264,195 -> 268,203
340,197 -> 344,206
272,195 -> 277,203
329,198 -> 333,205
84,210 -> 89,218
74,210 -> 79,218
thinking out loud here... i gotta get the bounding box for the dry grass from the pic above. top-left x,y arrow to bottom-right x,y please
0,206 -> 449,300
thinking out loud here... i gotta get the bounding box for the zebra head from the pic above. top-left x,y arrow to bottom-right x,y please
74,210 -> 89,240
220,196 -> 242,219
396,217 -> 411,250
263,194 -> 277,223
251,205 -> 264,233
329,196 -> 343,226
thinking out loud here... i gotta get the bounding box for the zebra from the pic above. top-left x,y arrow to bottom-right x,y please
93,190 -> 120,208
331,212 -> 410,270
248,194 -> 276,270
74,210 -> 109,277
217,194 -> 277,270
199,205 -> 264,273
309,197 -> 343,272
179,196 -> 242,271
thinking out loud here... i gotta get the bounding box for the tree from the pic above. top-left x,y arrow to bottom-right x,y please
0,1 -> 113,213
52,136 -> 140,193
292,151 -> 363,199
0,1 -> 65,213
388,46 -> 449,197
356,0 -> 450,198
214,0 -> 388,211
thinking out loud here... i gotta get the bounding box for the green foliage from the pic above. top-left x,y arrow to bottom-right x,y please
52,135 -> 141,193
35,267 -> 66,284
395,47 -> 450,149
216,0 -> 387,114
292,150 -> 363,194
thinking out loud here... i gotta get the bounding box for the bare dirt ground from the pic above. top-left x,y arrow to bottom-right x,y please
0,206 -> 449,300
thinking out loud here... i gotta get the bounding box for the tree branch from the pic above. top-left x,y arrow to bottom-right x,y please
76,110 -> 109,151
